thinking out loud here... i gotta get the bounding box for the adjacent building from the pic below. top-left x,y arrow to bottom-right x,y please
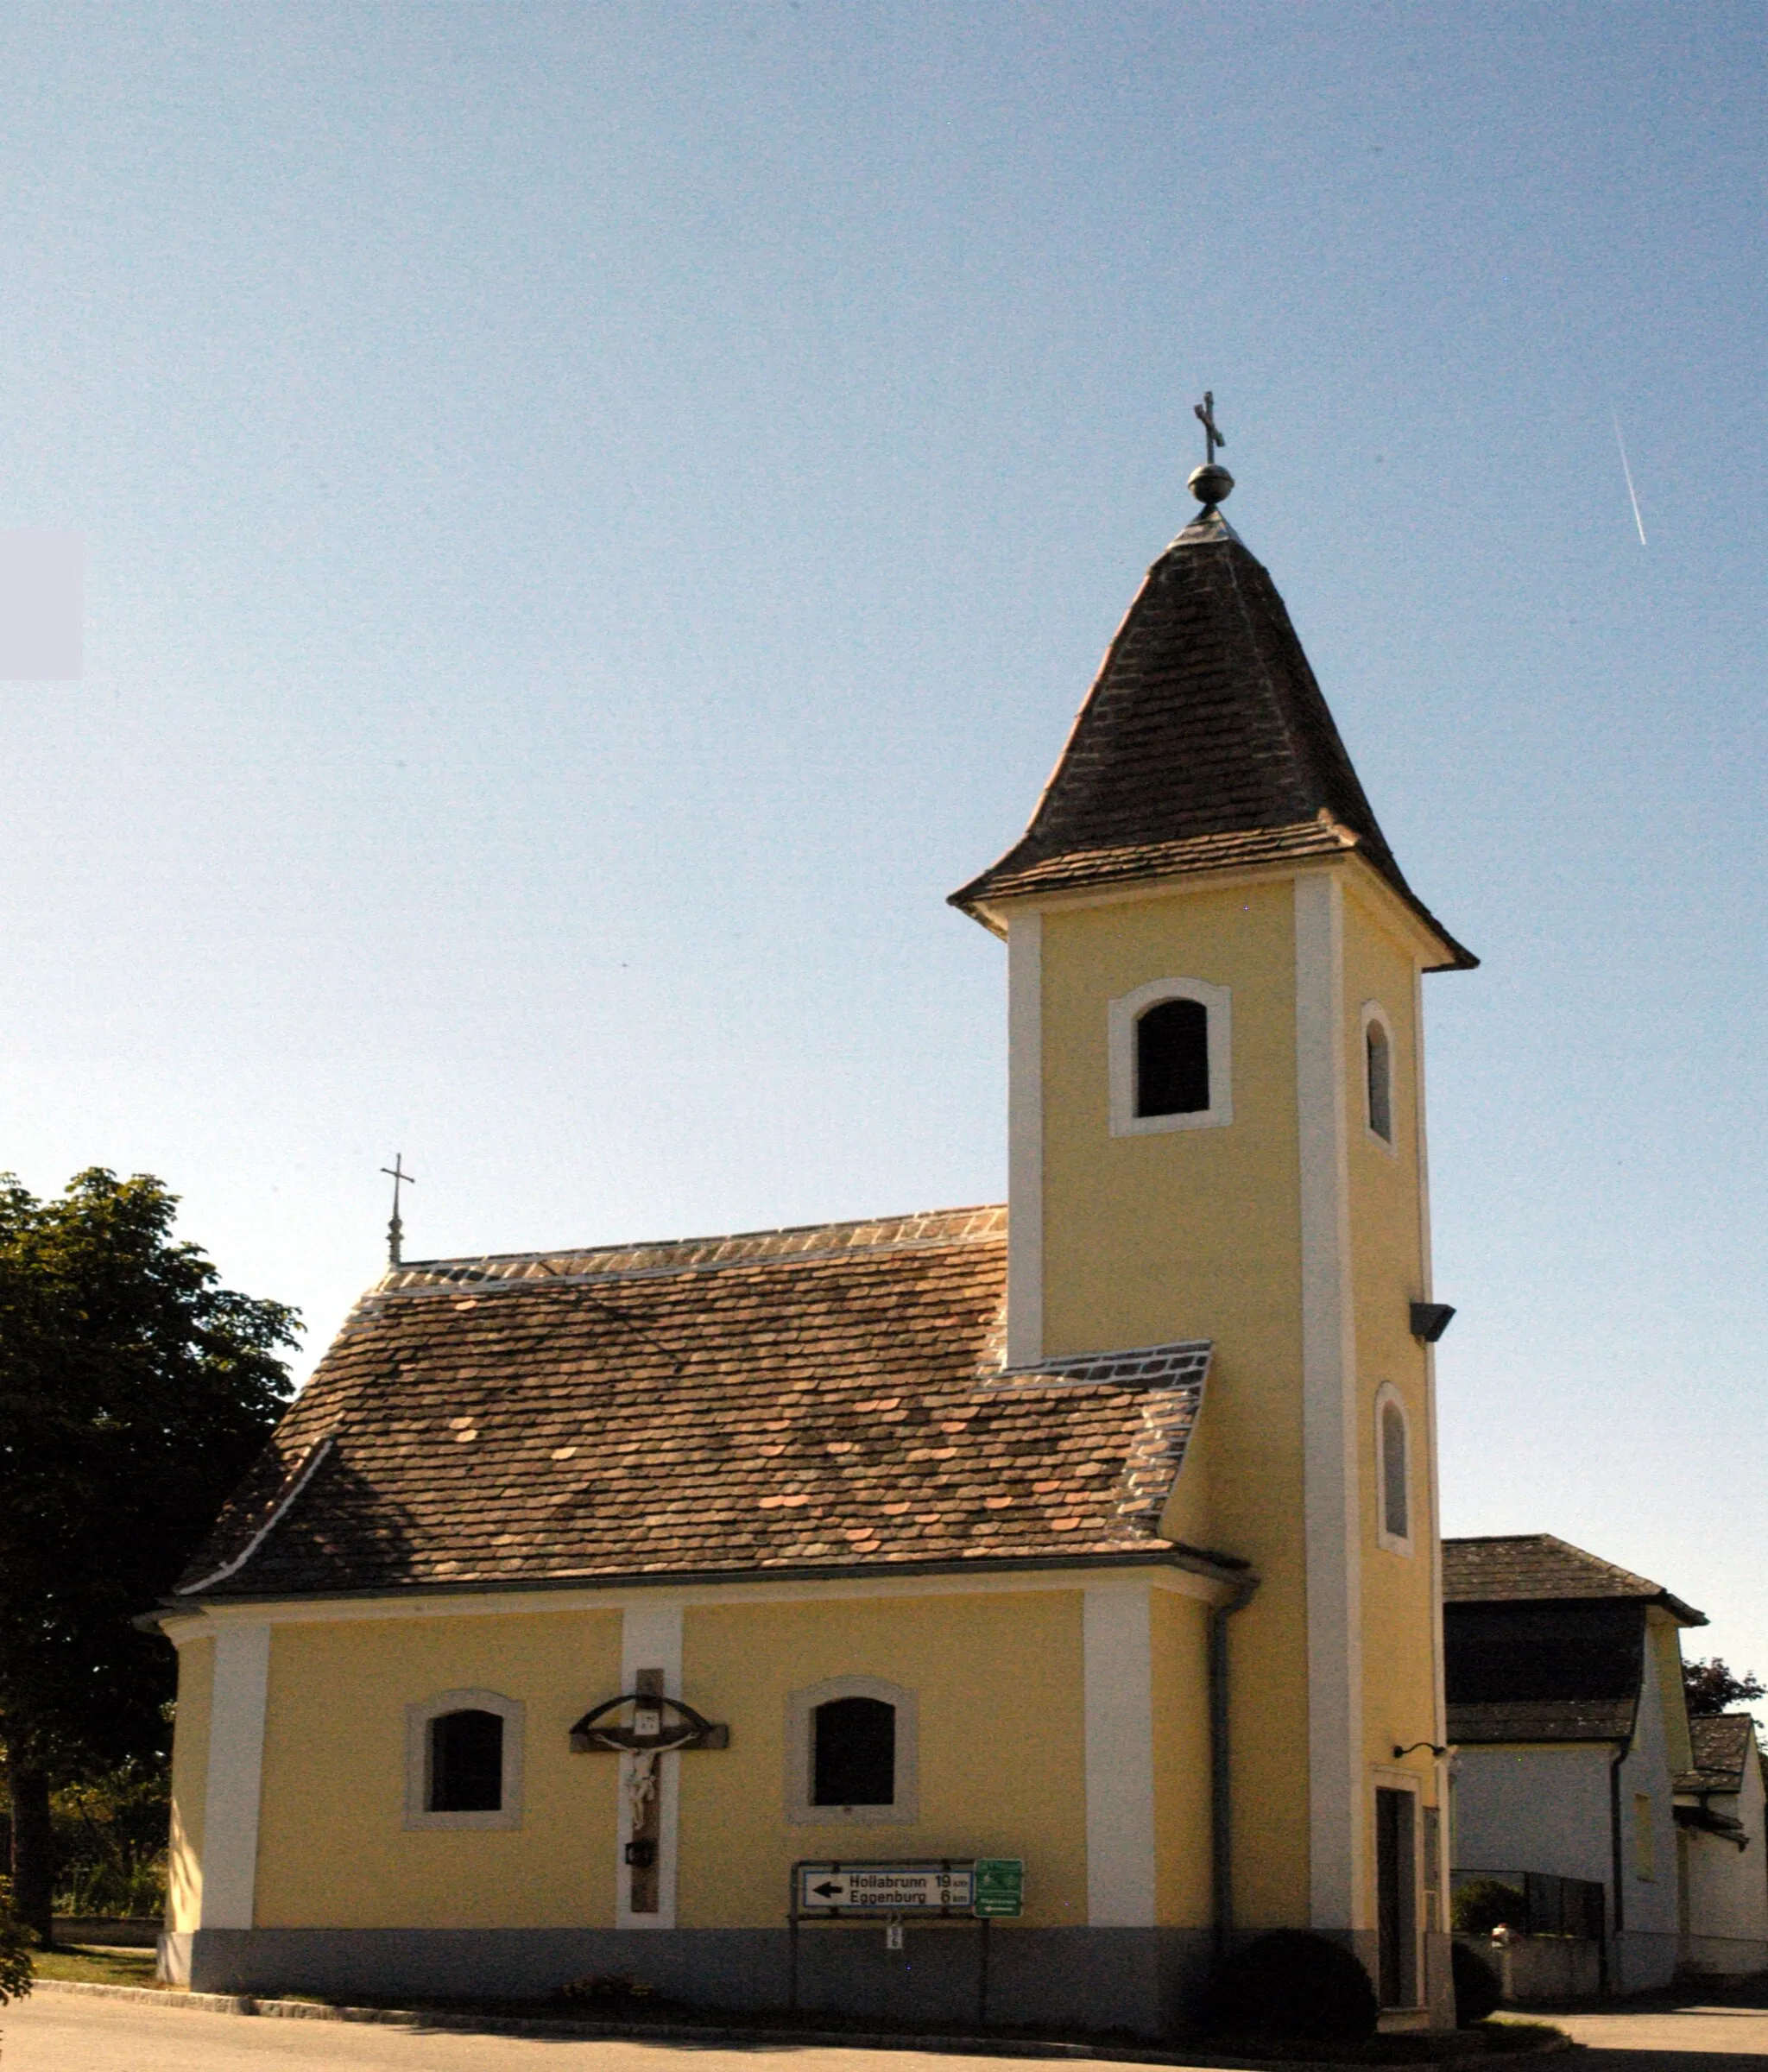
1443,1532 -> 1751,1994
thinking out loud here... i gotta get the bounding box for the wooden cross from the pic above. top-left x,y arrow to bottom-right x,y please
1194,390 -> 1226,463
381,1154 -> 416,1267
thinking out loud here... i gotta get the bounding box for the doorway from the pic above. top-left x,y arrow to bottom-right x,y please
1375,1785 -> 1418,2008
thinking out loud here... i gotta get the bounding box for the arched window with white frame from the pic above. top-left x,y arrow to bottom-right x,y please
1362,1001 -> 1395,1148
1108,977 -> 1234,1135
404,1688 -> 525,1829
786,1675 -> 918,1825
1374,1385 -> 1412,1555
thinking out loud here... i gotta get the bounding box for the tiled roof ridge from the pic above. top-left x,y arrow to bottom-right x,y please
1442,1532 -> 1707,1624
375,1203 -> 1007,1298
1445,1532 -> 1666,1597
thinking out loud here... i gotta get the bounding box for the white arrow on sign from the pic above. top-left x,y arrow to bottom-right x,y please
797,1864 -> 975,1912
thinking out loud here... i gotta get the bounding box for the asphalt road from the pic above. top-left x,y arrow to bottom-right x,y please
9,1992 -> 1768,2072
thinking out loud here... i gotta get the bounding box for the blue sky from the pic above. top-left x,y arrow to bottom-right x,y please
1,3 -> 1764,1678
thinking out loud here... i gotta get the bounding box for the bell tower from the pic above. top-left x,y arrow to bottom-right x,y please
951,436 -> 1474,1990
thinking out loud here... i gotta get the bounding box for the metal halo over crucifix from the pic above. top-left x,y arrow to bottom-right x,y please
570,1673 -> 729,1916
1188,390 -> 1235,511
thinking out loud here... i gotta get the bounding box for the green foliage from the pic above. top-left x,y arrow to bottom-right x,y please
1451,1879 -> 1525,1935
1683,1657 -> 1766,1719
0,1879 -> 35,2004
52,1758 -> 169,1917
0,1169 -> 299,1783
1201,1929 -> 1380,2044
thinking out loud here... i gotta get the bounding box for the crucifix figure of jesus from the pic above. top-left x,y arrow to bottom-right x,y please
1194,390 -> 1226,464
381,1154 -> 416,1267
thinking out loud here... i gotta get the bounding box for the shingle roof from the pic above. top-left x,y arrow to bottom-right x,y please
1679,1714 -> 1758,1794
1443,1534 -> 1707,1624
1448,1697 -> 1638,1746
173,1205 -> 1240,1603
949,509 -> 1474,970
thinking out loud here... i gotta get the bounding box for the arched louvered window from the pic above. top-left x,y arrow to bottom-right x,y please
1109,978 -> 1233,1134
1376,1386 -> 1412,1553
1136,997 -> 1209,1117
1365,1008 -> 1393,1144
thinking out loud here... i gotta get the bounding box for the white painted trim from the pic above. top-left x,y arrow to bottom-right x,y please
1413,965 -> 1448,1759
199,1622 -> 271,1930
785,1674 -> 919,1826
403,1688 -> 525,1830
980,850 -> 1459,970
617,1601 -> 683,1930
1373,1384 -> 1414,1557
1007,911 -> 1044,1367
178,1560 -> 1240,1628
1108,976 -> 1233,1134
1360,1001 -> 1397,1154
1083,1582 -> 1157,1927
1295,872 -> 1363,1932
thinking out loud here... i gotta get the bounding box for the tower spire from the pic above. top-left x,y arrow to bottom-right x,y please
381,1154 -> 416,1267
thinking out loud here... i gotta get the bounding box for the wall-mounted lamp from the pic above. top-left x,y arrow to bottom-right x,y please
1392,1741 -> 1448,1759
1409,1302 -> 1455,1344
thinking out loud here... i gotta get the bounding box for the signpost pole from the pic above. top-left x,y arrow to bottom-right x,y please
976,1915 -> 990,2027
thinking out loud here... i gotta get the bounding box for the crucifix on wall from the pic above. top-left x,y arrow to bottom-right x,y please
570,1671 -> 729,1915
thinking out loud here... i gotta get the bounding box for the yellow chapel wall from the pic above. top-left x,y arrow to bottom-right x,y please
1150,1588 -> 1215,1926
166,1633 -> 215,1933
1036,877 -> 1310,1927
1342,880 -> 1445,1905
679,1590 -> 1089,1930
252,1607 -> 622,1929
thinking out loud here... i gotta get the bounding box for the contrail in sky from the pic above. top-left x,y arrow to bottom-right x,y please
1612,408 -> 1647,546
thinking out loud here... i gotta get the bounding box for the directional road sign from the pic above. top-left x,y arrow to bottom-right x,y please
972,1858 -> 1025,1917
795,1861 -> 976,1915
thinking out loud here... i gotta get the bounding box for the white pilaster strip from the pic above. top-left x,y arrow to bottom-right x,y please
1007,910 -> 1045,1367
199,1621 -> 271,1930
1294,873 -> 1363,1931
616,1600 -> 685,1930
1413,969 -> 1449,1767
1083,1582 -> 1157,1926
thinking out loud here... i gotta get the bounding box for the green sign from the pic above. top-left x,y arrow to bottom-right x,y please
972,1857 -> 1025,1917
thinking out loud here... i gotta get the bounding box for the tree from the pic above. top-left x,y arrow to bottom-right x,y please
0,1878 -> 31,2005
1683,1658 -> 1766,1718
0,1170 -> 297,1941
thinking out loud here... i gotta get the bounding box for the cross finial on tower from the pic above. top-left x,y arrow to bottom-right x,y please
1187,390 -> 1234,509
1194,390 -> 1226,464
381,1154 -> 416,1267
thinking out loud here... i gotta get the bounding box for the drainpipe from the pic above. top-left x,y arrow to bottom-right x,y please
1210,1573 -> 1260,1958
1606,1740 -> 1627,1997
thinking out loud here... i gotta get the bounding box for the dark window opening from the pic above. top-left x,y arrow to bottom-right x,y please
1135,997 -> 1209,1117
1367,1020 -> 1392,1141
811,1696 -> 895,1806
429,1708 -> 504,1812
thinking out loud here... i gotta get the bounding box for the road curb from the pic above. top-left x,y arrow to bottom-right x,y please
28,1979 -> 1575,2068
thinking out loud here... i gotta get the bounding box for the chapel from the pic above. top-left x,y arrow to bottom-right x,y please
153,440 -> 1473,2033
